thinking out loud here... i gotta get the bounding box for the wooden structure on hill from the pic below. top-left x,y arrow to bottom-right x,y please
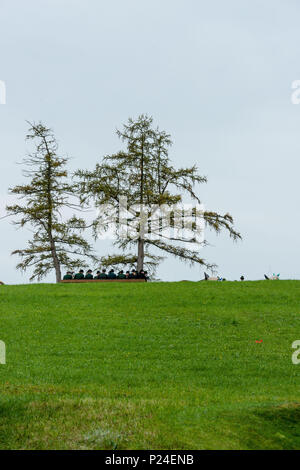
60,279 -> 147,284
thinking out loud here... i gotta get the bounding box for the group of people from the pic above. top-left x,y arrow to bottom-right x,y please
63,268 -> 149,281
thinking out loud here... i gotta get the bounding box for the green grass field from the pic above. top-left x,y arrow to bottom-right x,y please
0,280 -> 299,450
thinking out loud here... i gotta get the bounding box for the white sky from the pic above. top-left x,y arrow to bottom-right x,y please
0,0 -> 300,283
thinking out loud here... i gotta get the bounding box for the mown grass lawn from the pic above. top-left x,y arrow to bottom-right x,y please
0,280 -> 299,449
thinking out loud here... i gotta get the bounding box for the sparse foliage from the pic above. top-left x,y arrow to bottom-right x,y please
75,115 -> 241,275
7,122 -> 97,282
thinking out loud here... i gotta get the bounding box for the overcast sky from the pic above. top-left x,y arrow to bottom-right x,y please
0,0 -> 299,284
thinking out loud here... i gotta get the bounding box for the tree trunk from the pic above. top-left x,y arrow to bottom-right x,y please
44,142 -> 62,284
53,251 -> 62,283
137,203 -> 146,272
137,238 -> 144,272
137,134 -> 145,274
50,236 -> 61,283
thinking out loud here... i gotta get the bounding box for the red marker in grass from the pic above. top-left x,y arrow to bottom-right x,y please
255,340 -> 263,343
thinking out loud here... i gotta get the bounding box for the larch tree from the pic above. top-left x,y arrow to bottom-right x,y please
75,115 -> 241,276
7,122 -> 97,282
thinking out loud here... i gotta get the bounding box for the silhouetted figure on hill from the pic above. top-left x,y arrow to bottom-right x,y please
97,269 -> 107,279
137,270 -> 146,279
63,271 -> 73,280
108,269 -> 117,279
74,270 -> 85,280
129,269 -> 137,279
85,269 -> 94,280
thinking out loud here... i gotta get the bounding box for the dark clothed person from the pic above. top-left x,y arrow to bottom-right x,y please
85,271 -> 94,280
108,269 -> 117,279
74,270 -> 85,280
98,269 -> 108,279
63,272 -> 73,280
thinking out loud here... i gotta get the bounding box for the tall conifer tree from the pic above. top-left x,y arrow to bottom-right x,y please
7,122 -> 97,282
76,115 -> 241,274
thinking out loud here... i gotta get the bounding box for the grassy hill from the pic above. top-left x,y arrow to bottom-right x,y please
0,280 -> 299,450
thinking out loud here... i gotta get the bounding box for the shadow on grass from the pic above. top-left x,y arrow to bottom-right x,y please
0,398 -> 30,449
0,393 -> 299,449
236,403 -> 300,450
